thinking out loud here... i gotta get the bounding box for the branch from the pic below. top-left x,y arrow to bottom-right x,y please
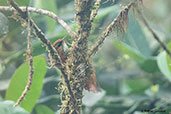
75,0 -> 94,40
124,99 -> 149,114
90,0 -> 101,23
124,98 -> 160,114
136,8 -> 171,58
7,0 -> 76,103
89,0 -> 140,57
55,0 -> 96,113
71,0 -> 100,52
14,8 -> 34,107
0,6 -> 77,39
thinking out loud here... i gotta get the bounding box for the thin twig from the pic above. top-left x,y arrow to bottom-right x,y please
136,8 -> 171,58
89,0 -> 139,57
124,99 -> 149,114
90,0 -> 101,22
124,98 -> 160,114
14,7 -> 34,107
8,0 -> 76,104
0,6 -> 77,39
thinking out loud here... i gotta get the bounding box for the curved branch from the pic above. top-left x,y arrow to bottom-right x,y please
0,6 -> 77,39
14,8 -> 34,107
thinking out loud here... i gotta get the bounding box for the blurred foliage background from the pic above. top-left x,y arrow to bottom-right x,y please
0,0 -> 171,114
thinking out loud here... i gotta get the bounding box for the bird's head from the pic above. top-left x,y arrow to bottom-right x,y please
53,38 -> 65,49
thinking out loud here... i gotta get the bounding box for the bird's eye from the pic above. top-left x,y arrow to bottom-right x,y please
57,41 -> 63,47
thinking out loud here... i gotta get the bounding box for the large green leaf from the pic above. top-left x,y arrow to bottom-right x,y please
35,104 -> 54,114
157,41 -> 171,82
140,58 -> 159,73
95,5 -> 119,22
114,40 -> 145,63
120,78 -> 151,94
157,51 -> 171,82
113,40 -> 159,72
167,55 -> 171,72
34,0 -> 57,33
0,100 -> 29,114
0,0 -> 30,6
5,56 -> 47,112
166,41 -> 171,72
124,13 -> 152,57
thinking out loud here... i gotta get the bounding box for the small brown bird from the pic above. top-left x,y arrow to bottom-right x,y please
53,38 -> 101,93
52,38 -> 68,64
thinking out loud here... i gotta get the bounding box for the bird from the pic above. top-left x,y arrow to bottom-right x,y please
53,38 -> 101,93
52,38 -> 68,64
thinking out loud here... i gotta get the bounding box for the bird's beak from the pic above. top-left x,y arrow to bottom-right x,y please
62,36 -> 66,41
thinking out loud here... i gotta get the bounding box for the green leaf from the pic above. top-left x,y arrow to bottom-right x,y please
167,54 -> 171,72
114,40 -> 145,63
157,41 -> 171,82
140,58 -> 159,73
121,78 -> 151,94
35,104 -> 54,114
157,51 -> 171,82
114,40 -> 159,73
124,13 -> 152,57
95,5 -> 119,22
5,56 -> 47,112
34,0 -> 57,33
0,100 -> 29,114
166,41 -> 171,72
0,0 -> 30,6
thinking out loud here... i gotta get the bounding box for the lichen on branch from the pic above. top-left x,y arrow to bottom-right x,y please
89,0 -> 142,57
